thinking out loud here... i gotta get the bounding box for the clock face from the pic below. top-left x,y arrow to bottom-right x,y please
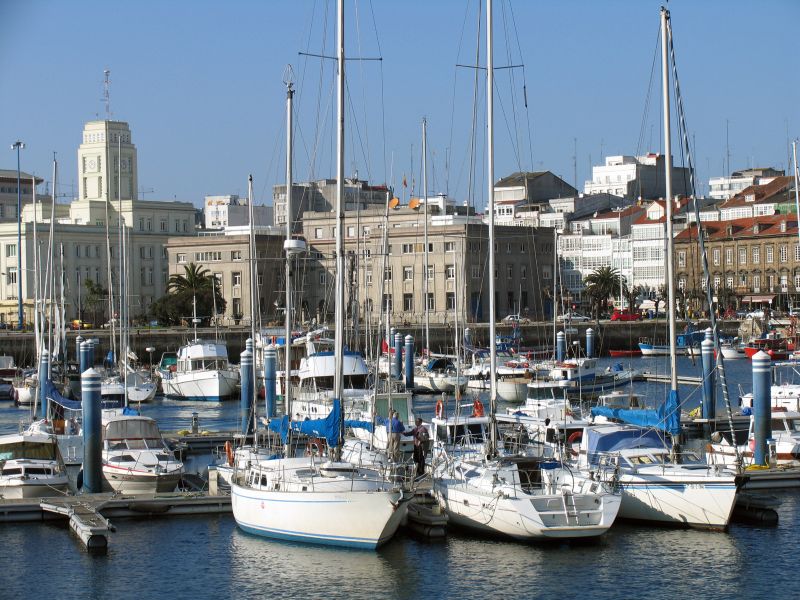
88,159 -> 96,171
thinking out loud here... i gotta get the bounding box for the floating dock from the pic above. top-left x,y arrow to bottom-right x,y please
0,492 -> 231,554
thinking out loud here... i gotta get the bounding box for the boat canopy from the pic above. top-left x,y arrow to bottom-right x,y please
590,389 -> 681,435
104,417 -> 162,440
426,358 -> 454,372
269,399 -> 371,447
585,427 -> 668,457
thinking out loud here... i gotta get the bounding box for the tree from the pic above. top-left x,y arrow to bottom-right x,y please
584,266 -> 622,319
653,283 -> 668,317
151,263 -> 225,326
84,279 -> 108,326
623,283 -> 643,312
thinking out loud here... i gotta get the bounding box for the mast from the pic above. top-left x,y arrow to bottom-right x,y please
486,0 -> 498,457
248,175 -> 256,348
284,77 -> 295,419
552,227 -> 558,355
334,0 -> 346,454
32,176 -> 39,362
793,142 -> 800,265
422,118 -> 430,356
661,6 -> 678,393
117,134 -> 127,405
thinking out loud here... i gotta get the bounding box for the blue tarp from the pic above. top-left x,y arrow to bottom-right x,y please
44,379 -> 82,410
591,389 -> 681,436
268,399 -> 343,447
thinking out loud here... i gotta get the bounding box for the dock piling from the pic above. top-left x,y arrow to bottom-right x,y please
405,335 -> 414,390
81,368 -> 102,493
752,350 -> 771,466
264,346 -> 276,419
240,345 -> 253,435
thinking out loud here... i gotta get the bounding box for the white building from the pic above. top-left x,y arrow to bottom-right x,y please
630,199 -> 688,294
204,195 -> 273,230
584,154 -> 690,201
708,167 -> 784,201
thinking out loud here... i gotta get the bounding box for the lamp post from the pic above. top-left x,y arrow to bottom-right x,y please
11,141 -> 24,330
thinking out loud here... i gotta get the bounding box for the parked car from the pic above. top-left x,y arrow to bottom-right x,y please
556,313 -> 591,323
611,309 -> 642,322
501,314 -> 531,325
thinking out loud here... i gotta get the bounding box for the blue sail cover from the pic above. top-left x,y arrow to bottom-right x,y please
268,399 -> 344,447
591,389 -> 681,435
44,378 -> 82,410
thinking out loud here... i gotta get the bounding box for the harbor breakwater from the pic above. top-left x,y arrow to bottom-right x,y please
0,319 -> 740,367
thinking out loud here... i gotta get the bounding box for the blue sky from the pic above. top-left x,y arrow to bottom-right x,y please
1,0 -> 798,208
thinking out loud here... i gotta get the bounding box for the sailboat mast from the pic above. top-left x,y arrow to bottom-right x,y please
32,176 -> 39,362
793,141 -> 800,258
422,118 -> 430,356
334,0 -> 346,451
661,7 -> 678,393
284,79 -> 295,418
486,0 -> 498,456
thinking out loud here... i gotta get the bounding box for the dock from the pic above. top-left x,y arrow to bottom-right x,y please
0,492 -> 231,554
641,372 -> 703,385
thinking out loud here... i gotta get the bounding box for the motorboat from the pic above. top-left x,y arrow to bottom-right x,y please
102,370 -> 158,404
159,339 -> 239,401
638,329 -> 705,356
101,414 -> 184,493
412,357 -> 468,394
0,432 -> 70,499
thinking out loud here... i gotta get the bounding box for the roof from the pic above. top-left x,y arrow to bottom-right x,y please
591,205 -> 645,220
632,198 -> 691,225
675,214 -> 799,242
718,176 -> 794,209
494,171 -> 549,188
0,170 -> 43,183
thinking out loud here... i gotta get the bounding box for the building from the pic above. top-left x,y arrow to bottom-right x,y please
708,167 -> 785,201
165,228 -> 286,324
204,195 -> 273,230
0,170 -> 53,223
299,205 -> 555,327
630,199 -> 688,294
674,214 -> 800,312
0,119 -> 197,326
584,154 -> 690,201
272,178 -> 391,231
718,176 -> 795,221
495,192 -> 622,229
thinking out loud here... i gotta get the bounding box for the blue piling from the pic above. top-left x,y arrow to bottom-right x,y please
752,350 -> 772,466
394,332 -> 403,379
37,350 -> 49,420
585,328 -> 595,359
80,341 -> 91,379
701,337 -> 715,421
556,331 -> 566,363
264,346 -> 277,419
405,335 -> 414,390
81,368 -> 102,493
75,335 -> 83,366
240,347 -> 253,435
88,340 -> 96,368
464,327 -> 473,348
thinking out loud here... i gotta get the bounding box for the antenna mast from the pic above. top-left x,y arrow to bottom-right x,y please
103,69 -> 112,119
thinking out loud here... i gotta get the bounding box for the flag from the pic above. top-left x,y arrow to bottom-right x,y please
402,175 -> 407,188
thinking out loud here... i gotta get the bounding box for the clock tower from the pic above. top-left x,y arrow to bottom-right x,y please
77,120 -> 138,202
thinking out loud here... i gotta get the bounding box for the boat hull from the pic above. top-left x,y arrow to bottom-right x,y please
0,477 -> 70,499
162,369 -> 238,401
101,467 -> 183,494
231,483 -> 407,549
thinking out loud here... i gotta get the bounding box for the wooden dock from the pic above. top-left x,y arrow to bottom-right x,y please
0,492 -> 231,554
641,372 -> 703,385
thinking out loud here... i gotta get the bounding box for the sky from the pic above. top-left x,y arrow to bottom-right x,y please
1,0 -> 798,209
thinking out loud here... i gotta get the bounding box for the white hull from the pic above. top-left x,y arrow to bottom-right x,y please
14,384 -> 36,406
720,346 -> 745,360
231,458 -> 408,549
0,476 -> 70,499
162,369 -> 238,401
412,373 -> 469,394
101,466 -> 183,494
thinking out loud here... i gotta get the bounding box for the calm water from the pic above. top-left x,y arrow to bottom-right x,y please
1,356 -> 799,599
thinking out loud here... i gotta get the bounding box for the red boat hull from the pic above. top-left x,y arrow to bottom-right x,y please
609,349 -> 642,357
743,346 -> 789,360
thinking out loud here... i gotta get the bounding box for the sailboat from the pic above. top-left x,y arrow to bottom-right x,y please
231,5 -> 410,548
431,0 -> 620,540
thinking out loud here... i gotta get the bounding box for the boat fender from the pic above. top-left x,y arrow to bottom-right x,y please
435,398 -> 444,419
306,438 -> 324,457
567,431 -> 582,457
224,440 -> 234,467
471,399 -> 485,417
748,438 -> 756,452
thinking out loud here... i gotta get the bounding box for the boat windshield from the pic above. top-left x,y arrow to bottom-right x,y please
772,418 -> 800,432
0,441 -> 57,461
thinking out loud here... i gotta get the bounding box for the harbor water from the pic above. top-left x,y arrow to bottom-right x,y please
1,355 -> 799,599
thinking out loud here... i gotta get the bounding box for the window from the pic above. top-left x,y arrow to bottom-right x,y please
366,269 -> 373,285
426,293 -> 434,310
232,250 -> 242,261
506,243 -> 512,254
725,248 -> 733,264
781,245 -> 788,263
769,274 -> 775,289
319,271 -> 326,285
678,278 -> 686,290
795,274 -> 800,290
147,219 -> 152,231
445,241 -> 455,252
182,220 -> 188,232
713,276 -> 721,290
403,293 -> 413,311
796,244 -> 800,261
384,267 -> 392,281
139,218 -> 145,231
5,244 -> 16,258
739,273 -> 747,286
402,243 -> 413,254
739,248 -> 747,265
677,251 -> 686,268
726,276 -> 734,289
232,272 -> 242,287
76,245 -> 82,258
160,220 -> 167,232
177,253 -> 186,264
507,264 -> 514,279
347,226 -> 355,238
766,246 -> 774,263
752,247 -> 760,264
175,221 -> 180,232
427,265 -> 434,280
753,275 -> 761,291
471,265 -> 480,279
403,266 -> 413,281
140,246 -> 146,259
6,267 -> 17,287
382,294 -> 393,312
446,292 -> 456,310
445,264 -> 455,280
713,248 -> 720,266
315,228 -> 323,239
520,243 -> 526,253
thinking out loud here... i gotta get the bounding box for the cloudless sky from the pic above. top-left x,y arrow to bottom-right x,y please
1,0 -> 798,208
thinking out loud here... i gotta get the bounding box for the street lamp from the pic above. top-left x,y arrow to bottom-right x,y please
11,141 -> 24,330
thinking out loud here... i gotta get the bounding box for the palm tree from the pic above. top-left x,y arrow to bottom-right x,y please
168,262 -> 214,295
584,266 -> 622,319
623,283 -> 643,312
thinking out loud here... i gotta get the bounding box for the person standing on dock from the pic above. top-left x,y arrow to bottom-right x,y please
388,411 -> 405,462
407,418 -> 429,478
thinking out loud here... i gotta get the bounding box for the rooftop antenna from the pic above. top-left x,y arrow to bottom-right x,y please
103,69 -> 112,119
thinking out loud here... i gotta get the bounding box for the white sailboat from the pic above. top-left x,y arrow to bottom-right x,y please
431,0 -> 620,540
231,7 -> 410,549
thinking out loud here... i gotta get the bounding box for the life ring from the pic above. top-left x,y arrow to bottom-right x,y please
224,440 -> 234,467
472,399 -> 485,417
435,398 -> 444,419
567,431 -> 582,457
